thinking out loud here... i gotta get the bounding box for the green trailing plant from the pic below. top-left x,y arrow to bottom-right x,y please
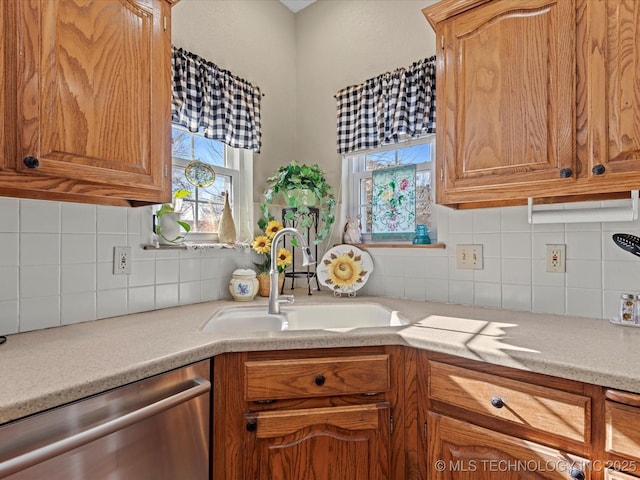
155,189 -> 191,243
260,161 -> 336,244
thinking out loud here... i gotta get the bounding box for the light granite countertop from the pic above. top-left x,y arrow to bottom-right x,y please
1,290 -> 638,425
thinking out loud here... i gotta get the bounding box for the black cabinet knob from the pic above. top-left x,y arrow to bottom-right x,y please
314,375 -> 326,386
560,168 -> 573,178
23,156 -> 39,169
246,420 -> 257,433
592,164 -> 606,175
490,396 -> 504,408
569,467 -> 585,480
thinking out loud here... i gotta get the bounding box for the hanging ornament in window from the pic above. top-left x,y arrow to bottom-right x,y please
185,160 -> 216,187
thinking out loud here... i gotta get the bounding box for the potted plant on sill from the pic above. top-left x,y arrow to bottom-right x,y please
251,219 -> 292,296
154,189 -> 191,245
260,160 -> 336,244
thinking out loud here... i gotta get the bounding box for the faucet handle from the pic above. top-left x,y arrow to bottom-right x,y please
278,295 -> 295,305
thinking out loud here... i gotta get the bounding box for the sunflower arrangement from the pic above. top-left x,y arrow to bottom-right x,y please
251,219 -> 293,276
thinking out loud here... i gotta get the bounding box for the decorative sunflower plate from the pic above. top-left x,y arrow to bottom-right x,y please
317,245 -> 373,297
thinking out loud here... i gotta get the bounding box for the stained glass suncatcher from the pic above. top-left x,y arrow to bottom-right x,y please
371,164 -> 416,240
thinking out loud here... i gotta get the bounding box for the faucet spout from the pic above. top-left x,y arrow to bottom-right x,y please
268,227 -> 316,315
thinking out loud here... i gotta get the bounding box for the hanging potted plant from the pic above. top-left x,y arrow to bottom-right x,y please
261,160 -> 336,244
154,189 -> 191,245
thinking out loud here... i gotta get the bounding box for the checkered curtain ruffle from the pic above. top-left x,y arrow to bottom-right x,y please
335,56 -> 436,155
171,47 -> 262,153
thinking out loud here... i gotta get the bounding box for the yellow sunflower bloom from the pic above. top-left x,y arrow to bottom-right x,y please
251,235 -> 271,254
325,252 -> 363,287
276,248 -> 292,269
265,220 -> 284,238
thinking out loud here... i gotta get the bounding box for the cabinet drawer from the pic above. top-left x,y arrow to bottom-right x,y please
429,361 -> 590,444
605,390 -> 640,462
245,355 -> 389,401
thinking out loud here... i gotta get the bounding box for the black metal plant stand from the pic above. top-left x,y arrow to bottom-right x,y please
280,207 -> 321,295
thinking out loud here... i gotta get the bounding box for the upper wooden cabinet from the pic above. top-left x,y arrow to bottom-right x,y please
577,0 -> 640,184
0,0 -> 173,206
424,0 -> 640,208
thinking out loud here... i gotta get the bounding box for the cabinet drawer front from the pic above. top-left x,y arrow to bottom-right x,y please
429,361 -> 590,443
247,403 -> 387,439
605,398 -> 640,462
245,355 -> 390,401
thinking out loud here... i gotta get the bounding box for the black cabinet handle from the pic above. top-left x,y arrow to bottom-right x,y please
569,467 -> 585,480
314,375 -> 326,386
246,420 -> 257,433
592,164 -> 606,175
490,396 -> 504,408
560,168 -> 573,178
23,156 -> 39,169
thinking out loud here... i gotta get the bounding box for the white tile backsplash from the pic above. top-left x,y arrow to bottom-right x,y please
61,203 -> 96,233
2,197 -> 640,335
20,296 -> 60,332
61,292 -> 97,325
0,198 -> 247,335
61,234 -> 96,264
20,200 -> 60,233
20,234 -> 60,266
61,263 -> 96,294
0,198 -> 19,232
0,266 -> 18,301
0,300 -> 19,334
361,201 -> 640,319
0,233 -> 18,266
20,265 -> 59,298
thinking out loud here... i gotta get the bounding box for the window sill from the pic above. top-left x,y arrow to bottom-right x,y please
143,242 -> 250,251
351,242 -> 445,249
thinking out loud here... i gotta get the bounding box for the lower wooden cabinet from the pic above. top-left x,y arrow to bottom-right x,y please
606,470 -> 640,480
428,413 -> 590,480
213,346 -> 404,480
244,403 -> 390,480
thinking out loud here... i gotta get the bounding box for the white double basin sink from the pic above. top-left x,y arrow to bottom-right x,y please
201,302 -> 408,334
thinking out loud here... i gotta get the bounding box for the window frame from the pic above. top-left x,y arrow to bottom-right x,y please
169,125 -> 253,243
342,135 -> 436,243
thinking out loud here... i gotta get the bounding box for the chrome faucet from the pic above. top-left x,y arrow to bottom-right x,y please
268,227 -> 315,314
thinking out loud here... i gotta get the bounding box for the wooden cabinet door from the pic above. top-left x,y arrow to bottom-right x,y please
605,469 -> 640,480
436,0 -> 575,205
1,0 -> 171,204
578,0 -> 640,186
428,413 -> 590,480
244,403 -> 391,480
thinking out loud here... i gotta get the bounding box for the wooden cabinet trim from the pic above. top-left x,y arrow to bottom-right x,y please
246,403 -> 387,439
605,389 -> 640,408
605,400 -> 640,463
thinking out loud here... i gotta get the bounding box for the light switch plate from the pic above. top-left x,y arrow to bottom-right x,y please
456,244 -> 483,270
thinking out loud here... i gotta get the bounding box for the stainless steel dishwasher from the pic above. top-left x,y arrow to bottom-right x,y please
0,360 -> 211,480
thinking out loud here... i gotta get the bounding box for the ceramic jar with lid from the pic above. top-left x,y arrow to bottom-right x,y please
229,268 -> 258,301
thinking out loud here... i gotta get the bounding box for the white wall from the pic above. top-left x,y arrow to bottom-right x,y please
172,0 -> 297,201
295,0 -> 437,192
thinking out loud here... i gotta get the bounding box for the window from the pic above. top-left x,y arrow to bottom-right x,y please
170,126 -> 253,242
342,136 -> 435,241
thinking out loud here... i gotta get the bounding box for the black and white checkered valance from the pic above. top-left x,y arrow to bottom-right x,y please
171,47 -> 262,153
335,56 -> 436,155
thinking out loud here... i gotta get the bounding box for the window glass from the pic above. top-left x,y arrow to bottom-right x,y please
344,136 -> 435,240
169,126 -> 238,237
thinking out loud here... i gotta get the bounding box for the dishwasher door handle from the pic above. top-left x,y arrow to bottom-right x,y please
0,377 -> 211,478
